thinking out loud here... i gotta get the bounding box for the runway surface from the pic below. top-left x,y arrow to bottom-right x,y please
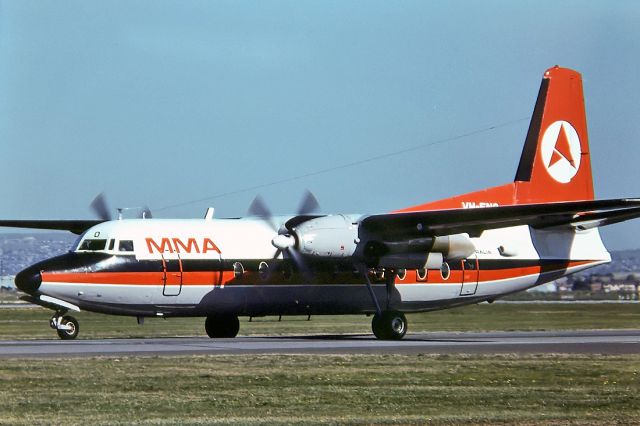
0,330 -> 639,358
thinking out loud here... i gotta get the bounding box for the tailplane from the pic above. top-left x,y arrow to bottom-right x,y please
399,66 -> 594,213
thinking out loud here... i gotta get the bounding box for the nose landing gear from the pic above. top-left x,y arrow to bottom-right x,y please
50,312 -> 79,340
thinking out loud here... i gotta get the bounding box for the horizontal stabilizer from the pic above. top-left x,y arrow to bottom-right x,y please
362,198 -> 640,240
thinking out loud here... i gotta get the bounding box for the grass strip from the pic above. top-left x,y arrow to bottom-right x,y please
0,353 -> 638,425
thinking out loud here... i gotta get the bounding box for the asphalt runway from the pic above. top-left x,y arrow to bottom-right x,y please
0,330 -> 639,358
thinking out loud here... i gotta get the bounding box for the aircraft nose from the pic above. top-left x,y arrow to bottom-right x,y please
15,266 -> 42,295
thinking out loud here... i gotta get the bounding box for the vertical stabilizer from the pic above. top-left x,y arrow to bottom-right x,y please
513,66 -> 594,203
397,66 -> 594,213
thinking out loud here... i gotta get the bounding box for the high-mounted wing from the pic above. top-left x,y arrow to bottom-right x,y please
0,193 -> 115,234
0,220 -> 104,235
361,198 -> 640,241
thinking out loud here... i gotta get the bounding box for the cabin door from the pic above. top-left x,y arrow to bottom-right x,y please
460,256 -> 479,296
162,252 -> 183,296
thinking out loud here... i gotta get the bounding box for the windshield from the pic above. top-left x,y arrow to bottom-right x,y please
78,239 -> 107,251
71,231 -> 88,251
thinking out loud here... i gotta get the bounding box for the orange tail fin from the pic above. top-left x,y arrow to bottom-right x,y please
398,66 -> 594,213
514,66 -> 594,203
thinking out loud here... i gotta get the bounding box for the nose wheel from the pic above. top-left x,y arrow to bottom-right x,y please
50,313 -> 80,340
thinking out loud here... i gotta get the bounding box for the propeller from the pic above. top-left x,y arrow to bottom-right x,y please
297,189 -> 320,216
90,192 -> 152,220
247,195 -> 278,231
247,190 -> 321,281
90,192 -> 112,221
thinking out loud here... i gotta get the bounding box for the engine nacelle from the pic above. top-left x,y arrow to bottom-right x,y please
431,233 -> 476,261
364,233 -> 475,269
293,215 -> 358,257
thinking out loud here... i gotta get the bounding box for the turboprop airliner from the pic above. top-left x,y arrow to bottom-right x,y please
4,66 -> 640,340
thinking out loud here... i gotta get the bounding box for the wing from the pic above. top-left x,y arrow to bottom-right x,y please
361,198 -> 640,240
0,220 -> 104,235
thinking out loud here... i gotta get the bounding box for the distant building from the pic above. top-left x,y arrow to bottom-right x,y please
0,275 -> 15,291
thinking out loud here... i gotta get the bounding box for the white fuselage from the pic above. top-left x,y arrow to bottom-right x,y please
30,216 -> 610,317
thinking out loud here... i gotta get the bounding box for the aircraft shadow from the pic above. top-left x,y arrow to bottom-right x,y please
247,334 -> 483,343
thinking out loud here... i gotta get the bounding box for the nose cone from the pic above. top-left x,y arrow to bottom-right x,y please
15,266 -> 42,295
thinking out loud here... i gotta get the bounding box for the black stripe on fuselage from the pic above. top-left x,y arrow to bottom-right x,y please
36,252 -> 598,286
477,258 -> 578,270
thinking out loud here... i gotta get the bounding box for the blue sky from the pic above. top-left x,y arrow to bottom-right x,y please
1,1 -> 639,249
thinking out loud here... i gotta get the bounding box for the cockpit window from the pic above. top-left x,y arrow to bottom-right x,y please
78,239 -> 107,251
118,240 -> 134,252
71,231 -> 88,251
108,239 -> 115,250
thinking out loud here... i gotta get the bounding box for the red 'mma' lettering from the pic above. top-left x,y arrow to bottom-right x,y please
172,238 -> 199,253
146,237 -> 221,254
146,238 -> 173,253
203,238 -> 221,253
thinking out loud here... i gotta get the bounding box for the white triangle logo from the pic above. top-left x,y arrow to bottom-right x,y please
540,121 -> 581,183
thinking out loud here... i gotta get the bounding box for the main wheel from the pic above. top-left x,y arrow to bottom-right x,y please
56,315 -> 79,340
205,315 -> 240,338
371,311 -> 407,340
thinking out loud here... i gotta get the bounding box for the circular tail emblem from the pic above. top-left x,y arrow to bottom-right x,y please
540,120 -> 581,183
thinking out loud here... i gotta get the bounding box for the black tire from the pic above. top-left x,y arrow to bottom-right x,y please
371,311 -> 407,340
56,315 -> 79,340
205,315 -> 240,338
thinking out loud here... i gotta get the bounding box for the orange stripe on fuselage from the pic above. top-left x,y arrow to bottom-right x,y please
42,272 -> 164,285
41,271 -> 220,286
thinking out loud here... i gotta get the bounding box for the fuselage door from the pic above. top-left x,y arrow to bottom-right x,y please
460,256 -> 479,296
162,252 -> 183,296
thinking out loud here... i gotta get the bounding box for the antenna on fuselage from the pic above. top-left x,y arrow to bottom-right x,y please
204,207 -> 215,220
115,206 -> 153,220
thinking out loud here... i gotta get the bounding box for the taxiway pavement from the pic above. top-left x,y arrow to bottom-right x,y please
0,330 -> 638,358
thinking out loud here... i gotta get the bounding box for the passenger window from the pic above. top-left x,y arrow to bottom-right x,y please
397,268 -> 407,280
79,239 -> 107,251
258,262 -> 270,280
441,262 -> 451,280
416,268 -> 427,281
119,240 -> 134,252
233,262 -> 244,279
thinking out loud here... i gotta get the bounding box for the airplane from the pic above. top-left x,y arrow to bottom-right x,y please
4,66 -> 640,340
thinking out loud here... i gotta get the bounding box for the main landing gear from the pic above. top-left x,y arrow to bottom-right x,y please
371,310 -> 407,340
205,314 -> 240,338
50,312 -> 79,340
362,266 -> 408,340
